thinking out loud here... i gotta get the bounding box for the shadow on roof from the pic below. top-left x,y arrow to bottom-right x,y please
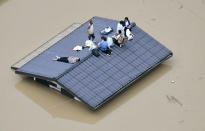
15,63 -> 172,124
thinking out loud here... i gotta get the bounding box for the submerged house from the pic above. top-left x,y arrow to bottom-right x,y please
12,17 -> 173,110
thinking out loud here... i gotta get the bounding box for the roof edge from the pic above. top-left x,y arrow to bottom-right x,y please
56,80 -> 96,111
94,52 -> 173,110
15,70 -> 56,81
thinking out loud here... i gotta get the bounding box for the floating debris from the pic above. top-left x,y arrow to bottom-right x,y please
170,80 -> 176,84
166,95 -> 183,106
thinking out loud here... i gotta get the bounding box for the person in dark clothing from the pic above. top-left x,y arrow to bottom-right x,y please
123,17 -> 131,27
53,56 -> 80,64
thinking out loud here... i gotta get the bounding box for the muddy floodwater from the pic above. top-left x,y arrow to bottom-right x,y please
1,0 -> 205,130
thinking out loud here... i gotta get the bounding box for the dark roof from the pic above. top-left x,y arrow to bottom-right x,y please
11,23 -> 81,70
16,17 -> 118,80
57,25 -> 172,110
16,16 -> 172,110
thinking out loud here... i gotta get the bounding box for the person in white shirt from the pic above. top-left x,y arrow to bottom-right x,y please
117,20 -> 124,35
124,27 -> 134,40
87,20 -> 95,41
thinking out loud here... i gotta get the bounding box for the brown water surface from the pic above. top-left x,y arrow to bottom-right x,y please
1,0 -> 205,131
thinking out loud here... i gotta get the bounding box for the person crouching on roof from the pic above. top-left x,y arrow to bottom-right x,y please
98,36 -> 112,56
53,56 -> 80,64
117,20 -> 124,35
112,30 -> 125,48
123,17 -> 136,30
123,17 -> 131,28
124,26 -> 134,41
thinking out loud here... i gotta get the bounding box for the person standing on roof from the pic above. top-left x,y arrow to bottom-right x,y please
53,56 -> 80,64
87,20 -> 95,41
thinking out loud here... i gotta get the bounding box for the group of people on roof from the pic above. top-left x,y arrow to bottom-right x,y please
116,17 -> 134,41
53,17 -> 135,63
88,17 -> 135,56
